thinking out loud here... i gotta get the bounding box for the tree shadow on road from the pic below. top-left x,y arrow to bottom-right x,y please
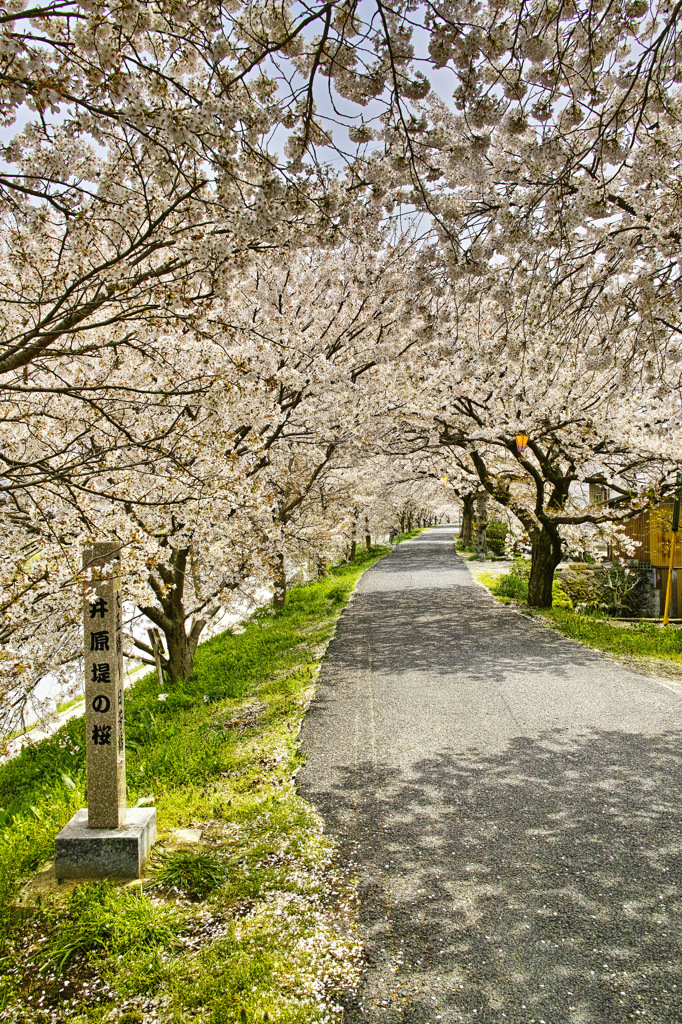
302,729 -> 682,1023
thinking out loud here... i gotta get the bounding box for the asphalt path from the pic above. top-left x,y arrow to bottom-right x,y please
298,527 -> 682,1024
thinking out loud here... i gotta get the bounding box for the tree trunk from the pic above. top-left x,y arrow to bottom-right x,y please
474,490 -> 488,558
349,539 -> 357,562
528,527 -> 562,608
148,628 -> 165,688
365,516 -> 371,550
136,544 -> 207,685
273,552 -> 286,610
165,619 -> 202,682
461,494 -> 474,545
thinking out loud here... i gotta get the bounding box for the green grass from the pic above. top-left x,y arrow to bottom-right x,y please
392,527 -> 424,542
476,571 -> 507,594
35,881 -> 179,973
0,546 -> 388,1023
154,850 -> 228,900
541,609 -> 682,663
54,695 -> 86,716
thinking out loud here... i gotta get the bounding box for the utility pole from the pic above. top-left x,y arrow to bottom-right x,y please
663,472 -> 682,625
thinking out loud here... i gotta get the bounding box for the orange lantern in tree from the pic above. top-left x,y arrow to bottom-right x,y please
515,433 -> 529,453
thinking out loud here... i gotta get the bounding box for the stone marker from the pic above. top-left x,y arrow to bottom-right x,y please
83,542 -> 126,827
55,808 -> 157,880
54,543 -> 156,880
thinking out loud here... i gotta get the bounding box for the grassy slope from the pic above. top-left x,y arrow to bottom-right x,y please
0,546 -> 390,1024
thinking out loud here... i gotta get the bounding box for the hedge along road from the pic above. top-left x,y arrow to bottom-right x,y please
298,526 -> 682,1024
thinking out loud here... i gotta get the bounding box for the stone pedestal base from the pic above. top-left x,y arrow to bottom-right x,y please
55,807 -> 157,880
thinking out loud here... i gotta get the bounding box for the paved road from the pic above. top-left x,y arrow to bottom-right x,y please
298,527 -> 682,1024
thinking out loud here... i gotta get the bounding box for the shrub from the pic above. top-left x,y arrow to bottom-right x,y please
155,850 -> 227,899
496,572 -> 528,601
509,558 -> 531,580
487,519 -> 508,557
493,558 -> 572,608
551,578 -> 573,610
558,563 -> 650,617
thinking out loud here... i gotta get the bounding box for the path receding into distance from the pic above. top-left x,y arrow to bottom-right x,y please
298,527 -> 682,1024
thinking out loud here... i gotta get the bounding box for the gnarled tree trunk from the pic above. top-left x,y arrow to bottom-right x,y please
137,545 -> 207,684
164,617 -> 204,682
460,493 -> 475,546
273,551 -> 286,610
474,490 -> 488,558
528,526 -> 562,608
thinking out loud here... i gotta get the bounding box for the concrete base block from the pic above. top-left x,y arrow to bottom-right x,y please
55,807 -> 157,880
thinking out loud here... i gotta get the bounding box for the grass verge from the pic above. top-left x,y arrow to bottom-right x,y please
0,546 -> 390,1024
391,528 -> 424,542
539,608 -> 682,663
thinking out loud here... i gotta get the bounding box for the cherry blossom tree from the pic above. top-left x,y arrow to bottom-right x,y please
3,0 -> 682,735
210,237 -> 432,601
0,334 -> 281,729
0,234 -> 433,730
5,0 -> 679,387
423,303 -> 681,606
